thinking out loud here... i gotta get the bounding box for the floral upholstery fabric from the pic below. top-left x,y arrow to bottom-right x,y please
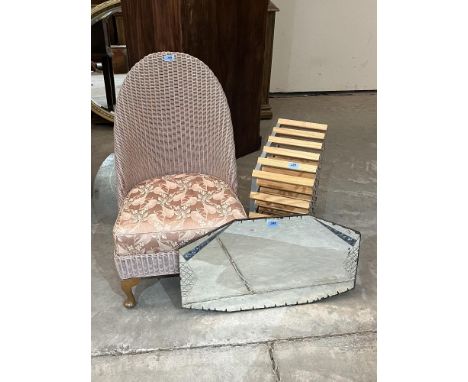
113,174 -> 246,256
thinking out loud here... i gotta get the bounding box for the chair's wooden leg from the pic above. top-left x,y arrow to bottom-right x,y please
121,278 -> 140,308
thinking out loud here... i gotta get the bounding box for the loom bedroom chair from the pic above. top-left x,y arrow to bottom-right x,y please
113,52 -> 247,308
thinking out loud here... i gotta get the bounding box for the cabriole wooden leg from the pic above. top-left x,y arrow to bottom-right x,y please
121,278 -> 140,308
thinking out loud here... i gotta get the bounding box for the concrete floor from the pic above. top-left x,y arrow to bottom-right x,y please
91,93 -> 377,381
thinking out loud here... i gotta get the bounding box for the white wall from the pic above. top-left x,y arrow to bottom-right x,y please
270,0 -> 377,92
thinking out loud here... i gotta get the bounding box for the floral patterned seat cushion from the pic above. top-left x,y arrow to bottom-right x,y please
113,174 -> 247,256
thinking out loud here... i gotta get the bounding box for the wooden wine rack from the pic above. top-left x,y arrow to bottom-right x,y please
249,118 -> 328,218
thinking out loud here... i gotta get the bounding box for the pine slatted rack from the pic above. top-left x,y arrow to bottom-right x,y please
249,118 -> 328,218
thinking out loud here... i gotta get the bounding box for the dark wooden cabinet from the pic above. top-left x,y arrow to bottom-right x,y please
121,0 -> 269,157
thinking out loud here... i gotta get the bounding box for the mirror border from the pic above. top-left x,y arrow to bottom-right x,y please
91,0 -> 121,122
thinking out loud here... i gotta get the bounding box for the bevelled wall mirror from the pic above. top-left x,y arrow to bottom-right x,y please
179,215 -> 361,312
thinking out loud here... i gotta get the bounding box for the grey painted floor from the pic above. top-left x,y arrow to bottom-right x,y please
91,93 -> 377,381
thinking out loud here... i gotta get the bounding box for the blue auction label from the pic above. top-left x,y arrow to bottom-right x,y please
266,219 -> 279,228
287,162 -> 300,170
163,54 -> 176,62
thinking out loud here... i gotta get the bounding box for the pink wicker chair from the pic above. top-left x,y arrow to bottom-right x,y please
113,52 -> 247,308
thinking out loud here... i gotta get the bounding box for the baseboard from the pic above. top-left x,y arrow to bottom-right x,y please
270,90 -> 377,98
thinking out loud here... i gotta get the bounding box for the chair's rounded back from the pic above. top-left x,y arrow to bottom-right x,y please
114,52 -> 238,206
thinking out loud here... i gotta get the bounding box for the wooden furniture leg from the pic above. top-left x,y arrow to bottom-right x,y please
121,278 -> 140,308
102,54 -> 116,111
260,2 -> 279,120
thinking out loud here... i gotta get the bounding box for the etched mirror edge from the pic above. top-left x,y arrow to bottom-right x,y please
183,279 -> 356,312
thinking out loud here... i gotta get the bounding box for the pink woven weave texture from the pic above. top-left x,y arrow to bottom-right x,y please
114,52 -> 238,207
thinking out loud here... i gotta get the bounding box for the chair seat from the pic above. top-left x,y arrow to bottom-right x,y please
113,174 -> 246,256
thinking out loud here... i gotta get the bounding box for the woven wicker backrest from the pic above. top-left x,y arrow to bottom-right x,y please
114,52 -> 238,206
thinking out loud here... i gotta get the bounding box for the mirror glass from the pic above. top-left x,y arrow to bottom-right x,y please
179,215 -> 360,312
91,1 -> 127,121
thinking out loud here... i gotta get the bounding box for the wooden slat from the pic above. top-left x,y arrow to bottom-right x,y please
262,166 -> 315,179
273,127 -> 325,140
256,200 -> 308,215
259,186 -> 312,201
248,212 -> 271,218
278,118 -> 328,131
252,170 -> 315,187
258,157 -> 317,173
250,192 -> 310,209
268,136 -> 322,150
263,146 -> 320,161
256,178 -> 313,195
269,156 -> 317,165
257,206 -> 291,217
